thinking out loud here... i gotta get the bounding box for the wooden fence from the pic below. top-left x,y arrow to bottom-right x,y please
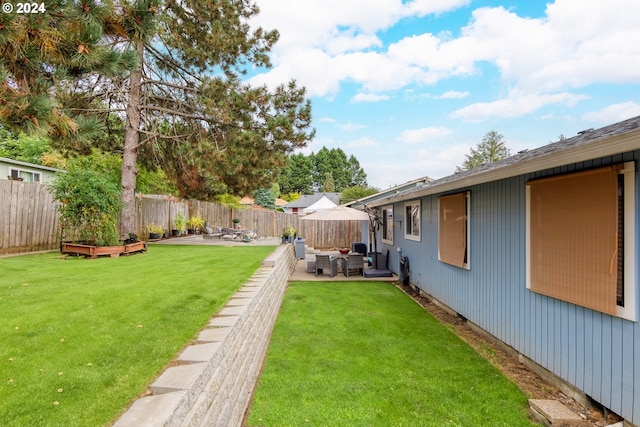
0,184 -> 362,255
0,180 -> 59,254
139,194 -> 363,249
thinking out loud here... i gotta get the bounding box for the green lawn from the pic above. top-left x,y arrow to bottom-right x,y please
247,282 -> 537,427
0,245 -> 275,427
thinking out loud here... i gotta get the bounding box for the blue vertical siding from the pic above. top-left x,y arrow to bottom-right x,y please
376,151 -> 640,425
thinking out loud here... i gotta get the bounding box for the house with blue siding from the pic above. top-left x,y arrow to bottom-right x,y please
353,115 -> 640,426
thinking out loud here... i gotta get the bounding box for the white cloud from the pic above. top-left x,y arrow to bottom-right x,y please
398,127 -> 452,144
253,0 -> 640,119
366,143 -> 469,188
352,93 -> 391,103
437,91 -> 470,99
346,137 -> 379,148
451,92 -> 589,122
582,102 -> 640,124
339,122 -> 367,131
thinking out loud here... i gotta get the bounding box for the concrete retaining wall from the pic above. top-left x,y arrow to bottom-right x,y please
113,244 -> 296,427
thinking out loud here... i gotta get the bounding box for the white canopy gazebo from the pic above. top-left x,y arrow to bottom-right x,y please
302,196 -> 337,214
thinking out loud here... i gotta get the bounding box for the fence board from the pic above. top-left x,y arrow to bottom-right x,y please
1,185 -> 362,254
0,180 -> 59,254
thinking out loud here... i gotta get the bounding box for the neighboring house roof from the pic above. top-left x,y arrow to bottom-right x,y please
0,157 -> 65,174
303,196 -> 338,213
357,115 -> 640,207
284,192 -> 341,208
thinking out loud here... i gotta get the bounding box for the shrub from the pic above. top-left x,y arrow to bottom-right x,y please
51,167 -> 122,246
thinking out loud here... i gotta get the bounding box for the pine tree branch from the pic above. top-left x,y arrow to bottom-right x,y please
140,105 -> 208,121
141,79 -> 198,92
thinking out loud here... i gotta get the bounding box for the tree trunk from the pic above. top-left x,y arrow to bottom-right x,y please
119,41 -> 144,238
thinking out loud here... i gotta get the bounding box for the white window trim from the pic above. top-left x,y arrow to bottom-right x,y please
618,162 -> 636,321
526,162 -> 637,321
382,205 -> 393,245
10,168 -> 41,182
404,200 -> 420,242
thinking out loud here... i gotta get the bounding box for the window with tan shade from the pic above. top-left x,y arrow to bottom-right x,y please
526,164 -> 636,319
438,192 -> 469,269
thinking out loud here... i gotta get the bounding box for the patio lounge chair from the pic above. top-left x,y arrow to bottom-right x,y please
351,242 -> 367,255
204,226 -> 223,239
315,255 -> 338,278
343,254 -> 364,277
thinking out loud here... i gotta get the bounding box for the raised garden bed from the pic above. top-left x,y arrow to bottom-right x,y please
60,241 -> 147,259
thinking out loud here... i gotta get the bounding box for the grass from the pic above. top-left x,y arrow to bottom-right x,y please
247,282 -> 538,427
0,244 -> 275,427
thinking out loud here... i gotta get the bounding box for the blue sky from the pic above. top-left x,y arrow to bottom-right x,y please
248,0 -> 640,190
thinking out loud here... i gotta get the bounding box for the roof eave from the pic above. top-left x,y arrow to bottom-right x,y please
368,127 -> 640,206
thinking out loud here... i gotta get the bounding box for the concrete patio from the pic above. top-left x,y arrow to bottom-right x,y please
151,234 -> 398,282
289,251 -> 398,282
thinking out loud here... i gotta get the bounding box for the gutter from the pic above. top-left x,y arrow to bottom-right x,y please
363,125 -> 640,207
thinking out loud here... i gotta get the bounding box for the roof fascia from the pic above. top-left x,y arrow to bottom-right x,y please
368,128 -> 640,206
0,157 -> 65,173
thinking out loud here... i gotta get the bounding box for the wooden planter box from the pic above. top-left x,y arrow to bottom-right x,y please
60,241 -> 147,259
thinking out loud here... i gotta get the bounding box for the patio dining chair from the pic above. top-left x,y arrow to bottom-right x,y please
315,255 -> 338,278
204,226 -> 223,239
343,254 -> 365,277
244,228 -> 259,240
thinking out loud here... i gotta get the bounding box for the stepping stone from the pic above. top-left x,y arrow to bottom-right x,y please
529,399 -> 590,426
219,305 -> 246,316
198,327 -> 232,342
178,342 -> 222,363
209,316 -> 238,327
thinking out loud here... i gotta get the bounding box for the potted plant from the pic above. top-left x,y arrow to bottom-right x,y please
282,226 -> 296,244
232,218 -> 240,228
187,215 -> 205,234
147,223 -> 164,240
173,212 -> 186,236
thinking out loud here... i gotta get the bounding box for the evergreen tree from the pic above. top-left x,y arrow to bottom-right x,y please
456,131 -> 511,172
0,2 -> 136,138
278,153 -> 314,194
252,188 -> 275,210
278,147 -> 368,194
56,0 -> 314,236
346,155 -> 368,187
314,147 -> 349,191
321,172 -> 335,192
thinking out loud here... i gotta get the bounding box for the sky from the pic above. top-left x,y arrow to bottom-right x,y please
247,0 -> 640,190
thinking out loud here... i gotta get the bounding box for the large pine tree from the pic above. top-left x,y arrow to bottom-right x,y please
0,1 -> 136,138
95,0 -> 314,235
2,1 -> 315,237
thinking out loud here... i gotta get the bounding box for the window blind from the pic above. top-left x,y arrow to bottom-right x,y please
439,192 -> 467,268
527,166 -> 620,315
